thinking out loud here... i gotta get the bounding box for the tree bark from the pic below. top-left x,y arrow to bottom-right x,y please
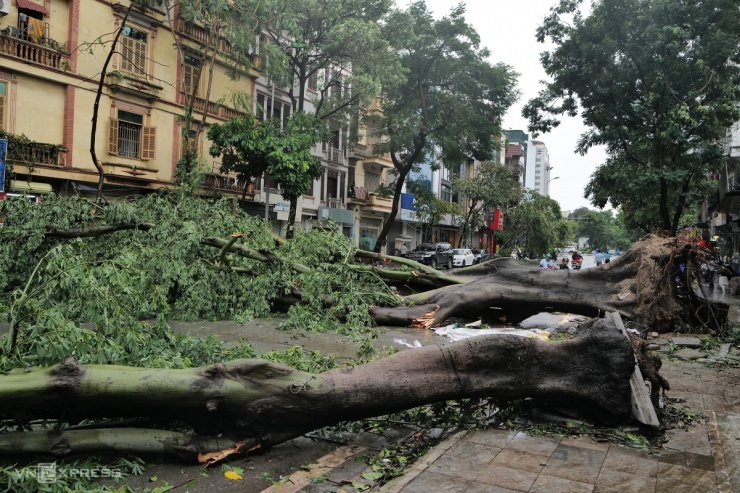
372,235 -> 729,332
0,319 -> 637,459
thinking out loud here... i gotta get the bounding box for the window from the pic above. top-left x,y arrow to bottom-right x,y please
181,129 -> 200,158
182,54 -> 201,98
108,109 -> 156,160
0,82 -> 6,130
120,26 -> 148,77
17,8 -> 48,44
255,93 -> 291,127
365,170 -> 380,192
441,183 -> 452,203
307,70 -> 318,92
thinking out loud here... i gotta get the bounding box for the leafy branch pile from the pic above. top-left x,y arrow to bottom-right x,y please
0,193 -> 396,371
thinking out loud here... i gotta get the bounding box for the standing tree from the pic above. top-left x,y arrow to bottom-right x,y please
258,0 -> 399,237
372,2 -> 518,253
207,112 -> 330,212
452,161 -> 523,247
524,0 -> 740,235
497,190 -> 568,256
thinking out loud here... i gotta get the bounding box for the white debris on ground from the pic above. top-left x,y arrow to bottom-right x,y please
432,325 -> 551,342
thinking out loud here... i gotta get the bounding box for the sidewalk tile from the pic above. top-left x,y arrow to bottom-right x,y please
541,457 -> 601,483
703,394 -> 728,413
466,429 -> 518,448
530,473 -> 594,493
658,449 -> 715,471
666,391 -> 704,411
475,464 -> 538,491
656,462 -> 718,491
490,449 -> 549,473
429,451 -> 498,479
594,468 -> 656,493
465,482 -> 520,493
398,470 -> 469,493
551,443 -> 607,465
504,431 -> 561,456
601,446 -> 659,477
560,436 -> 610,453
445,441 -> 500,462
662,424 -> 712,456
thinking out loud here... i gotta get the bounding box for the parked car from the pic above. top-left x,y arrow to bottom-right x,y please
406,242 -> 454,269
472,249 -> 491,264
451,248 -> 475,267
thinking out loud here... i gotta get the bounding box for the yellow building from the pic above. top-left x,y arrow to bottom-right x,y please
0,0 -> 259,198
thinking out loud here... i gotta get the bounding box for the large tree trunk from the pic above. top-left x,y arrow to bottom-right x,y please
0,319 -> 638,459
372,234 -> 729,332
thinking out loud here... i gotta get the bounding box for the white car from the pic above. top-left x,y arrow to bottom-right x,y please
451,248 -> 475,267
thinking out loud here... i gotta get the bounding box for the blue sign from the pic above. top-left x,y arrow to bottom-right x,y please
0,139 -> 6,193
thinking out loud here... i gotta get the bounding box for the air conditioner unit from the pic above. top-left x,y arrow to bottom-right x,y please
0,0 -> 9,16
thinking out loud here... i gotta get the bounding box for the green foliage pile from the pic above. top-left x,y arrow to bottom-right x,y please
0,193 -> 396,371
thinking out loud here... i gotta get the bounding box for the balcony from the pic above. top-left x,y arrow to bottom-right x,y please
362,192 -> 392,215
0,27 -> 69,70
2,134 -> 67,168
347,186 -> 368,202
176,20 -> 234,56
324,197 -> 344,209
203,173 -> 242,194
324,146 -> 347,166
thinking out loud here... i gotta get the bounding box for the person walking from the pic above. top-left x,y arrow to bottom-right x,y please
595,249 -> 604,267
604,251 -> 611,264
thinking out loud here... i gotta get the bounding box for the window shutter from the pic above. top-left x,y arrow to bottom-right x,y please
0,95 -> 5,130
120,37 -> 134,73
108,118 -> 119,155
134,40 -> 146,76
141,126 -> 156,160
182,64 -> 191,94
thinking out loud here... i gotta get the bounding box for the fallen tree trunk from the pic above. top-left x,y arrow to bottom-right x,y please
373,235 -> 729,332
0,319 -> 637,459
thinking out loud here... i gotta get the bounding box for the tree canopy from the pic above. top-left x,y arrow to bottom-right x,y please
524,0 -> 740,235
372,2 -> 518,252
208,112 -> 329,210
497,190 -> 569,256
452,161 -> 523,247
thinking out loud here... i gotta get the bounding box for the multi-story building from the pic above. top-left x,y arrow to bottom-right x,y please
530,140 -> 553,196
713,122 -> 740,256
0,0 -> 260,200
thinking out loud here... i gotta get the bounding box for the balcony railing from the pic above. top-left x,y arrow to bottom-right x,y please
203,173 -> 241,193
176,20 -> 233,56
347,186 -> 368,201
324,146 -> 347,165
0,28 -> 69,70
325,197 -> 344,208
6,141 -> 67,167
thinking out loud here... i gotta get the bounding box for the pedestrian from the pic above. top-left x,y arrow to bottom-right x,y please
604,251 -> 611,264
540,254 -> 552,270
399,244 -> 407,257
559,257 -> 569,270
702,261 -> 715,290
595,249 -> 604,267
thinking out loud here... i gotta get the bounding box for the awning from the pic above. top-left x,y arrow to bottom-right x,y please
17,0 -> 49,16
9,180 -> 53,194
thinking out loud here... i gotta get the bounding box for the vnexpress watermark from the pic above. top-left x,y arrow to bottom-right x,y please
30,463 -> 122,484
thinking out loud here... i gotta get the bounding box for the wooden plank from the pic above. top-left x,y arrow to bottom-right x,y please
609,312 -> 661,428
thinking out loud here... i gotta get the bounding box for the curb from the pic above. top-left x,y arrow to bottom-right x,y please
377,430 -> 468,493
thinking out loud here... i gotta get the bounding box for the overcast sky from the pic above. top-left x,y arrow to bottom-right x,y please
414,0 -> 608,213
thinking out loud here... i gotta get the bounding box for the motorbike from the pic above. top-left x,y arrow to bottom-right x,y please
572,258 -> 582,270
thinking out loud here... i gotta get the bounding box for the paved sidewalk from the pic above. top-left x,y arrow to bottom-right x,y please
377,358 -> 740,493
